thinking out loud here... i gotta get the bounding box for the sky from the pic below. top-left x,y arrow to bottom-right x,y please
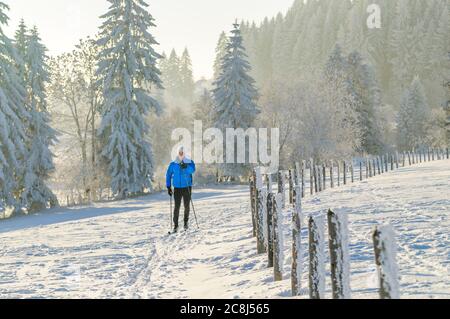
3,0 -> 294,80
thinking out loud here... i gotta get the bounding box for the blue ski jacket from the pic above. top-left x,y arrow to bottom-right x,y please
166,158 -> 196,189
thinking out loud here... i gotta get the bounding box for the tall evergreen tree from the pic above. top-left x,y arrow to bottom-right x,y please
0,2 -> 28,213
16,26 -> 58,212
346,51 -> 383,154
164,49 -> 181,95
213,32 -> 229,80
180,48 -> 194,104
96,0 -> 163,198
212,22 -> 260,177
396,76 -> 431,150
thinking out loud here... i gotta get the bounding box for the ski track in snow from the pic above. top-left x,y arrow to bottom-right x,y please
0,160 -> 449,299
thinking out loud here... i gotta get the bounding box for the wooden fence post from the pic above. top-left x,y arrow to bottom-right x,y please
446,148 -> 449,159
278,171 -> 286,208
369,159 -> 372,178
309,215 -> 326,299
360,161 -> 363,181
267,193 -> 274,268
310,159 -> 314,195
381,156 -> 385,173
322,164 -> 327,191
273,194 -> 284,282
343,161 -> 347,185
256,188 -> 267,254
351,162 -> 354,183
396,152 -> 399,169
330,161 -> 334,188
292,185 -> 303,296
250,178 -> 256,237
302,161 -> 306,198
337,161 -> 341,186
373,225 -> 400,299
385,154 -> 389,172
327,210 -> 351,299
317,166 -> 322,192
314,165 -> 319,193
288,169 -> 294,205
390,154 -> 394,171
366,158 -> 369,179
377,157 -> 381,175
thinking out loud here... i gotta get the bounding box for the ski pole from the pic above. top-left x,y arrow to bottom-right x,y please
170,190 -> 173,230
183,173 -> 200,229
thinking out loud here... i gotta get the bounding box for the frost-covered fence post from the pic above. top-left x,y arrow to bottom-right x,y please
395,152 -> 399,169
385,154 -> 389,172
310,159 -> 314,195
314,165 -> 319,193
337,161 -> 341,186
381,155 -> 385,174
302,161 -> 306,198
373,158 -> 377,176
373,225 -> 400,299
266,192 -> 274,268
359,161 -> 363,181
377,157 -> 381,175
273,194 -> 284,282
446,148 -> 449,159
292,185 -> 303,296
288,169 -> 294,205
250,177 -> 257,237
350,162 -> 354,183
390,154 -> 394,171
309,215 -> 326,299
317,166 -> 322,192
330,161 -> 334,188
408,152 -> 412,166
366,158 -> 369,179
327,210 -> 351,299
278,171 -> 286,208
343,161 -> 347,185
369,159 -> 372,178
256,188 -> 267,254
322,164 -> 327,190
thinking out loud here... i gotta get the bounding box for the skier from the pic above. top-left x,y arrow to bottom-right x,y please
166,146 -> 196,233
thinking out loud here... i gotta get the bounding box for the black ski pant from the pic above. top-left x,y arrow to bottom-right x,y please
173,187 -> 191,229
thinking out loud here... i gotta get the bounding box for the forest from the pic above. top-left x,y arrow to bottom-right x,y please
0,0 -> 449,217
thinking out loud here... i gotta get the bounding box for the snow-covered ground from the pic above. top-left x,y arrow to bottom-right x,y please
0,159 -> 449,299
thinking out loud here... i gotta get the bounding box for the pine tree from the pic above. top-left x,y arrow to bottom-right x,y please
194,89 -> 214,126
212,22 -> 260,177
16,26 -> 58,212
0,2 -> 28,213
346,51 -> 383,154
180,48 -> 194,104
96,0 -> 163,198
164,49 -> 181,95
213,32 -> 229,80
396,76 -> 431,150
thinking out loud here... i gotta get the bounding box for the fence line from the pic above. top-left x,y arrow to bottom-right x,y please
248,147 -> 448,299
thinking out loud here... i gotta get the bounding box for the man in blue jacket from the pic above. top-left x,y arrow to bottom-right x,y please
166,146 -> 196,233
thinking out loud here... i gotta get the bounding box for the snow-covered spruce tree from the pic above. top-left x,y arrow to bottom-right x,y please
213,31 -> 229,80
180,48 -> 194,104
0,3 -> 28,214
212,22 -> 260,178
396,76 -> 431,151
16,26 -> 58,213
96,0 -> 163,198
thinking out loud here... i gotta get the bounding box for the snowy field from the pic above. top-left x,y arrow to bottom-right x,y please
0,159 -> 449,299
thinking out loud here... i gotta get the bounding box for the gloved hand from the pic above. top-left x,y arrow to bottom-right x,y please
180,162 -> 188,169
167,187 -> 173,197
